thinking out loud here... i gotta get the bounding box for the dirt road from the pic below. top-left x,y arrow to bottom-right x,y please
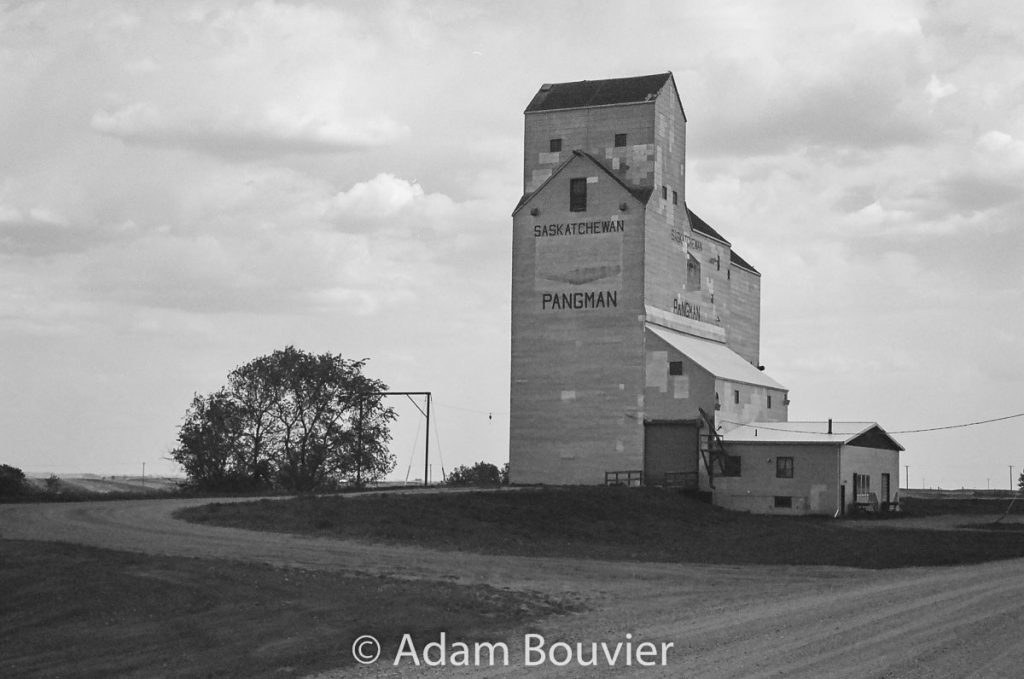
3,497 -> 1023,678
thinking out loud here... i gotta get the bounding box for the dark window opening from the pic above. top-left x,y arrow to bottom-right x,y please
721,455 -> 741,477
549,138 -> 562,152
672,190 -> 678,205
733,390 -> 740,404
854,473 -> 871,497
662,185 -> 668,200
774,496 -> 792,508
686,252 -> 701,291
669,361 -> 683,376
614,133 -> 627,147
776,456 -> 793,478
767,395 -> 772,409
569,178 -> 587,212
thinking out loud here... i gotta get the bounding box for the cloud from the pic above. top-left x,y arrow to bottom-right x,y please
0,204 -> 102,257
327,173 -> 459,222
91,102 -> 408,159
52,169 -> 506,317
925,74 -> 957,102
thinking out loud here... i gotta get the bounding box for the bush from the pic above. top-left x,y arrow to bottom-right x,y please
447,462 -> 503,487
0,464 -> 27,497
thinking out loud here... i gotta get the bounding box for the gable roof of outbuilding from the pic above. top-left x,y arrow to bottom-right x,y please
722,421 -> 904,451
525,72 -> 686,120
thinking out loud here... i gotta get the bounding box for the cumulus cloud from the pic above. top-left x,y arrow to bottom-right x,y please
327,173 -> 459,222
91,103 -> 408,159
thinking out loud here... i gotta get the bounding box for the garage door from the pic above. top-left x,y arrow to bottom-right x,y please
643,421 -> 699,486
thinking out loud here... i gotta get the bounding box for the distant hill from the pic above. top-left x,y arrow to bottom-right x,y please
24,475 -> 183,495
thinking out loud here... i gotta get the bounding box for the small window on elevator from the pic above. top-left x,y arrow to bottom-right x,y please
549,138 -> 562,152
569,177 -> 587,212
669,361 -> 683,376
614,133 -> 627,147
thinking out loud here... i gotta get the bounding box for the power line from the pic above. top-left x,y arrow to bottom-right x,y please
720,411 -> 1024,436
889,411 -> 1024,434
436,401 -> 507,417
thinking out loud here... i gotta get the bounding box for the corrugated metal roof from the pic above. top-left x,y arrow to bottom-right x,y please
721,421 -> 904,451
646,323 -> 785,390
525,73 -> 673,113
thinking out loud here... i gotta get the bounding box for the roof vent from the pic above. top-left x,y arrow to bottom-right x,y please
540,83 -> 552,91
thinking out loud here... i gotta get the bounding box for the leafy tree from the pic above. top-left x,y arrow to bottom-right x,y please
447,461 -> 503,487
172,346 -> 396,492
1018,470 -> 1024,492
173,390 -> 249,490
0,464 -> 27,497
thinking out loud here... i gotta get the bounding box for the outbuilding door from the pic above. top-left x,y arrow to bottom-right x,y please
644,421 -> 699,487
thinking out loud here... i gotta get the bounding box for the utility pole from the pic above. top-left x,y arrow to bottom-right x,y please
904,465 -> 909,490
1012,465 -> 1016,491
357,391 -> 431,488
424,393 -> 431,488
142,462 -> 146,487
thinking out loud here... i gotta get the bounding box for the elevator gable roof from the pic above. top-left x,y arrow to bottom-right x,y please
686,206 -> 730,245
525,72 -> 685,118
513,150 -> 654,215
646,323 -> 785,390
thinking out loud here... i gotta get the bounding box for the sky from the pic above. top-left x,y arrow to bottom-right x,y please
1,0 -> 1022,489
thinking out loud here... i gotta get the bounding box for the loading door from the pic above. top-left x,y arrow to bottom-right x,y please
644,421 -> 699,487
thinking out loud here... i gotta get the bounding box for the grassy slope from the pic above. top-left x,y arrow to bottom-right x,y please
178,487 -> 1024,569
0,540 -> 568,679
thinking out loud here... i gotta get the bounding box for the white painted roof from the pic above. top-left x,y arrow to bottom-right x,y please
646,323 -> 786,390
722,421 -> 879,444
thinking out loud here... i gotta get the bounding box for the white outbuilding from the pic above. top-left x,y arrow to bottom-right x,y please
716,421 -> 903,516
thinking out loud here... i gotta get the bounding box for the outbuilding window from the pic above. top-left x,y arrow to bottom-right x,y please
614,133 -> 627,147
569,177 -> 587,212
668,361 -> 683,376
720,455 -> 741,477
672,190 -> 678,205
774,496 -> 792,508
854,473 -> 871,497
768,394 -> 773,409
733,389 -> 740,404
776,456 -> 793,478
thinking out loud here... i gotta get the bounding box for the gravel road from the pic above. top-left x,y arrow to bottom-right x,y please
3,497 -> 1023,678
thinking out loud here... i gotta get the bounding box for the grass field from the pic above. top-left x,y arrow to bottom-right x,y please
176,487 -> 1024,569
0,539 -> 570,678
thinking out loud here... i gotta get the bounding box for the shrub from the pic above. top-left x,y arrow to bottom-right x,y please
447,462 -> 502,486
0,464 -> 27,497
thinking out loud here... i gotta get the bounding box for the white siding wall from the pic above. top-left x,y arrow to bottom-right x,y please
712,443 -> 840,516
840,445 -> 900,509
